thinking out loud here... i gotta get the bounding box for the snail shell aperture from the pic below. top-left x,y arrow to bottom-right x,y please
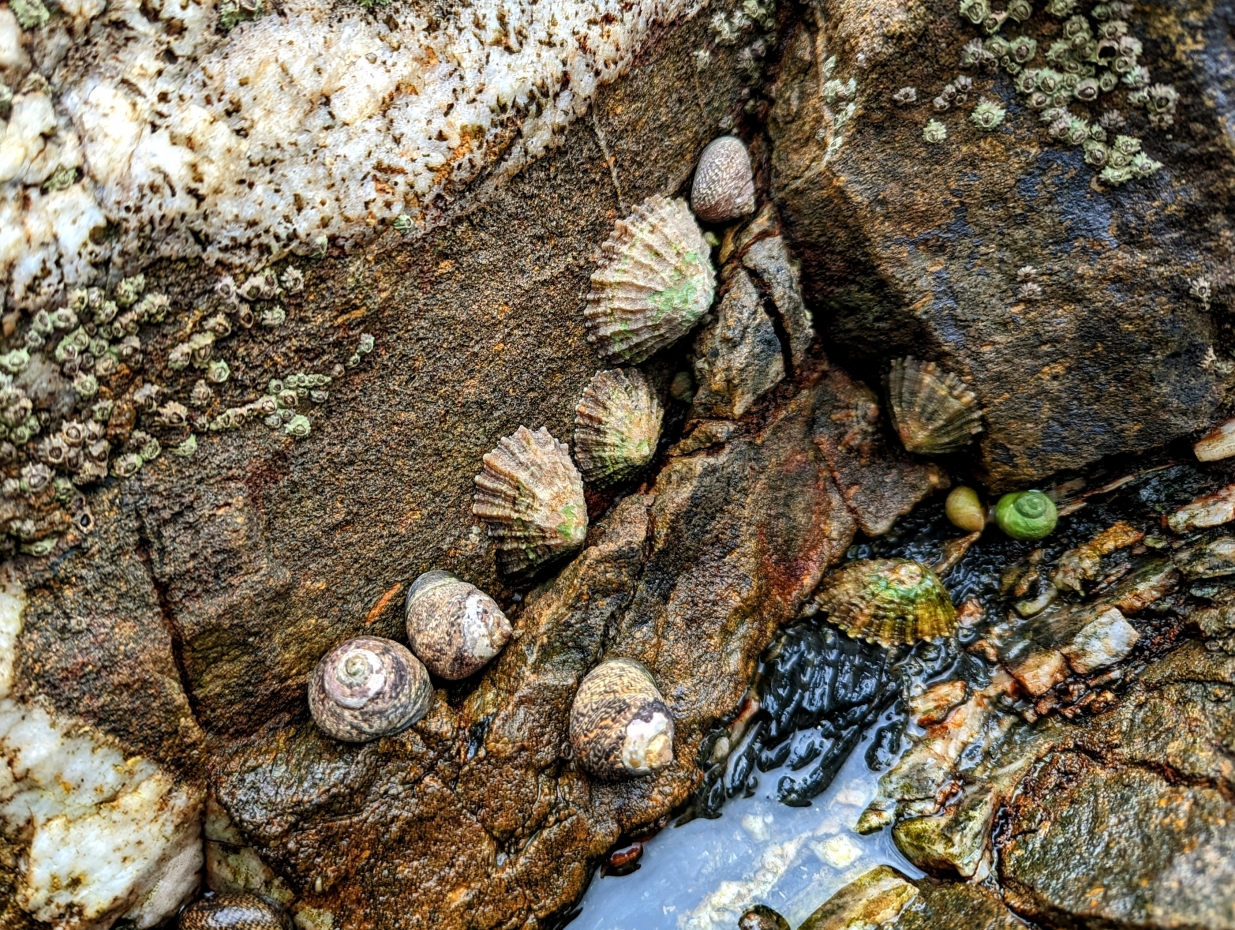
886,357 -> 983,455
574,368 -> 664,488
569,658 -> 674,779
473,425 -> 588,575
308,636 -> 432,742
812,558 -> 957,646
404,570 -> 512,679
691,135 -> 756,224
179,892 -> 291,930
584,195 -> 716,364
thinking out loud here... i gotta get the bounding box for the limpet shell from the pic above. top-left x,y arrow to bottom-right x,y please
584,195 -> 716,364
308,636 -> 432,742
691,135 -> 756,224
405,570 -> 512,679
574,368 -> 663,487
813,558 -> 957,646
886,357 -> 983,455
473,425 -> 587,574
570,658 -> 674,779
179,893 -> 292,930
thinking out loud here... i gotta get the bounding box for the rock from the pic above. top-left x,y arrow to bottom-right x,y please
908,679 -> 968,727
1009,649 -> 1067,699
1195,419 -> 1235,462
741,235 -> 815,368
1168,485 -> 1235,533
1060,606 -> 1139,675
999,643 -> 1235,930
769,1 -> 1232,488
1176,537 -> 1235,580
690,266 -> 786,419
798,865 -> 919,930
892,785 -> 996,880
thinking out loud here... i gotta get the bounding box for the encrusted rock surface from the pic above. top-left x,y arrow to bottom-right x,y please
769,0 -> 1234,488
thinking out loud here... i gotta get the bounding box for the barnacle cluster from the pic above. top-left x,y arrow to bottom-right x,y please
936,0 -> 1176,185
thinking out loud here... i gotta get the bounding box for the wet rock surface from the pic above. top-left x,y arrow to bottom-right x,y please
769,0 -> 1234,488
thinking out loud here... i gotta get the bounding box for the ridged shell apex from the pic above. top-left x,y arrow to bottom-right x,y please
813,558 -> 957,646
691,135 -> 756,224
584,195 -> 716,365
574,368 -> 664,487
308,636 -> 432,742
569,658 -> 674,779
886,357 -> 983,455
405,570 -> 512,679
473,425 -> 588,575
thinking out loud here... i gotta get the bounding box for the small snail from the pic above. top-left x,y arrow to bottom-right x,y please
886,357 -> 983,455
994,490 -> 1058,540
569,658 -> 674,779
574,368 -> 663,488
812,558 -> 957,646
404,570 -> 512,679
308,636 -> 432,742
584,195 -> 716,364
739,905 -> 791,930
691,135 -> 756,224
945,485 -> 986,533
473,426 -> 588,574
179,893 -> 291,930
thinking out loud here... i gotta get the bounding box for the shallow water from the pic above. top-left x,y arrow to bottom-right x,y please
574,729 -> 920,930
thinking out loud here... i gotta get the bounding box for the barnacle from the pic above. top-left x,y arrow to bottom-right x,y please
284,414 -> 312,438
892,87 -> 918,106
971,99 -> 1006,130
923,119 -> 948,143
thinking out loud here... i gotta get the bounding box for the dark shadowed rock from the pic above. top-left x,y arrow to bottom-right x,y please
769,0 -> 1234,488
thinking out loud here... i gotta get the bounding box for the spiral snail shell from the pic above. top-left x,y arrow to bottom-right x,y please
886,357 -> 983,455
945,485 -> 987,533
691,136 -> 757,224
574,368 -> 663,488
994,490 -> 1058,540
584,195 -> 716,364
179,893 -> 291,930
308,636 -> 432,742
570,658 -> 674,780
812,558 -> 957,646
404,570 -> 512,679
473,426 -> 588,575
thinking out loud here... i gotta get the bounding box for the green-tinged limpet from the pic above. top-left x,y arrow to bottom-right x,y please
570,658 -> 674,779
994,490 -> 1058,540
813,558 -> 957,645
473,425 -> 587,575
574,368 -> 663,488
946,486 -> 986,532
923,119 -> 948,143
309,636 -> 431,743
886,357 -> 982,454
584,195 -> 715,365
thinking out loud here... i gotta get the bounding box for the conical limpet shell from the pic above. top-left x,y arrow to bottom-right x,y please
405,570 -> 512,679
691,136 -> 756,224
812,558 -> 957,646
308,636 -> 432,742
574,368 -> 663,488
584,195 -> 716,365
570,658 -> 674,779
473,425 -> 588,575
886,357 -> 983,455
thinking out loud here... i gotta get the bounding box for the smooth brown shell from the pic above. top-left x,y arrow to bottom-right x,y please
574,368 -> 663,487
308,636 -> 432,742
569,658 -> 674,779
691,135 -> 756,224
179,893 -> 291,930
812,558 -> 957,646
886,357 -> 983,455
473,425 -> 588,575
404,570 -> 512,679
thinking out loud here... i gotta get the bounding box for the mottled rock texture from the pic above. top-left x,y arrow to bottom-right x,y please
770,0 -> 1235,488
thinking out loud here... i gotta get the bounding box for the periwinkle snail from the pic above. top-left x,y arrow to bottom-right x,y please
886,357 -> 983,455
570,658 -> 674,779
994,490 -> 1058,540
690,135 -> 756,224
308,636 -> 432,742
179,892 -> 291,930
812,558 -> 957,646
405,570 -> 512,679
945,485 -> 986,533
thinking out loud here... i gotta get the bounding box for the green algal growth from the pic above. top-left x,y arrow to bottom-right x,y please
219,0 -> 262,31
11,0 -> 50,30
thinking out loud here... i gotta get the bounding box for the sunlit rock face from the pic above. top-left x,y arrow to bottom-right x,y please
0,0 -> 701,308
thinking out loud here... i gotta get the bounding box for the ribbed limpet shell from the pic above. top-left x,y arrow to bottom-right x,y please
886,357 -> 983,455
308,636 -> 432,742
473,425 -> 587,575
570,658 -> 674,779
404,570 -> 512,679
574,368 -> 663,488
813,558 -> 957,646
584,195 -> 716,365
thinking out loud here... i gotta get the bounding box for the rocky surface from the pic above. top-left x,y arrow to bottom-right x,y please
770,0 -> 1235,488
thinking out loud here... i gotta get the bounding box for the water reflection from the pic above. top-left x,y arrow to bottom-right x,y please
575,734 -> 920,930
